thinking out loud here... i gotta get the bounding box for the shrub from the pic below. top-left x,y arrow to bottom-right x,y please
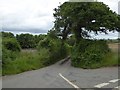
16,34 -> 36,49
2,38 -> 21,52
37,38 -> 69,65
71,39 -> 110,68
2,37 -> 21,71
48,40 -> 68,64
37,38 -> 50,50
2,50 -> 47,75
2,46 -> 18,68
2,32 -> 15,38
38,48 -> 50,66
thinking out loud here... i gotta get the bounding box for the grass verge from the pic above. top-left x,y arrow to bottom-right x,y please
2,49 -> 48,75
79,51 -> 119,69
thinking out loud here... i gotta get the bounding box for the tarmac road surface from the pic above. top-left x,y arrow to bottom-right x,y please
2,59 -> 119,89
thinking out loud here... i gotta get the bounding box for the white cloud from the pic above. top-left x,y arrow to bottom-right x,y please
0,0 -> 67,32
91,31 -> 119,39
98,0 -> 119,13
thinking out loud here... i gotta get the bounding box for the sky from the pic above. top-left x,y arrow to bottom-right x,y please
0,0 -> 119,39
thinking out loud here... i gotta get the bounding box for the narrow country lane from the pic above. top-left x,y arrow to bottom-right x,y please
2,59 -> 119,89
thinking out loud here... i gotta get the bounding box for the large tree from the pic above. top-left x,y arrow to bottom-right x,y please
53,2 -> 120,43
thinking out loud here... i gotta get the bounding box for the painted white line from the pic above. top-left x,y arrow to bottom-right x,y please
114,86 -> 120,89
109,79 -> 120,83
114,86 -> 118,88
94,83 -> 109,88
59,73 -> 79,89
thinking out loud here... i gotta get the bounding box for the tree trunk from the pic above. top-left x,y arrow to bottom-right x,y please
74,27 -> 83,44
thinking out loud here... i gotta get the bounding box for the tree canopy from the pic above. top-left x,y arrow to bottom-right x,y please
2,32 -> 15,38
53,2 -> 120,43
16,33 -> 47,49
16,34 -> 35,48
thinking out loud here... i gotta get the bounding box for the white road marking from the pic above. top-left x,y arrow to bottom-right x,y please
114,86 -> 120,89
59,73 -> 79,89
109,79 -> 120,83
94,83 -> 109,88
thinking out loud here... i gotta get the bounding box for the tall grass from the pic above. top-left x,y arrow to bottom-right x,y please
71,40 -> 119,69
86,44 -> 119,69
2,49 -> 49,75
102,52 -> 119,66
87,52 -> 119,69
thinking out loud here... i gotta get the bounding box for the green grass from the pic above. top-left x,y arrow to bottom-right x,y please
77,42 -> 119,69
101,52 -> 119,67
89,52 -> 118,69
3,43 -> 119,75
78,51 -> 119,69
0,68 -> 2,76
3,44 -> 68,75
2,49 -> 49,75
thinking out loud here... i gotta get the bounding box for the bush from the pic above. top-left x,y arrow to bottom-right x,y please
2,38 -> 21,52
37,38 -> 50,50
38,48 -> 50,66
49,40 -> 68,64
2,32 -> 15,38
16,34 -> 36,49
37,38 -> 69,65
2,36 -> 21,72
2,51 -> 45,75
71,39 -> 110,68
2,46 -> 19,70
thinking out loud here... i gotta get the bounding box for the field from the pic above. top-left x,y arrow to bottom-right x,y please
108,43 -> 119,52
102,43 -> 119,67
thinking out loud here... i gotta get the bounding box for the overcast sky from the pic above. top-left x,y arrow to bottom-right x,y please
0,0 -> 119,39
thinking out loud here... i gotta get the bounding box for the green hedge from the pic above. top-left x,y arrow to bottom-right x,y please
2,40 -> 20,69
2,36 -> 21,71
2,47 -> 19,70
37,38 -> 68,65
2,38 -> 21,52
2,51 -> 46,75
71,39 -> 110,68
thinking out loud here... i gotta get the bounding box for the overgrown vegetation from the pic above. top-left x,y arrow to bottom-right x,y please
37,35 -> 69,66
2,32 -> 69,75
71,39 -> 117,68
3,50 -> 46,75
2,2 -> 120,75
53,2 -> 120,69
16,33 -> 47,49
1,33 -> 119,75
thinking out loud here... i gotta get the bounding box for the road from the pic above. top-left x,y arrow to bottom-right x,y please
2,59 -> 119,89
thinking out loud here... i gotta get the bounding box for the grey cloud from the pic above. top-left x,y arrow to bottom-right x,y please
118,1 -> 120,14
91,32 -> 119,39
2,27 -> 48,34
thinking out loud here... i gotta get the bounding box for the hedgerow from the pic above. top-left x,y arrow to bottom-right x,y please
71,39 -> 110,68
37,38 -> 69,65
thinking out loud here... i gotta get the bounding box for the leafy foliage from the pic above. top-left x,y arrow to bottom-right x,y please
2,51 -> 46,75
71,39 -> 110,68
53,2 -> 119,68
53,2 -> 120,42
2,38 -> 21,52
2,47 -> 18,67
2,32 -> 15,38
16,33 -> 47,49
16,34 -> 36,48
66,35 -> 76,46
37,36 -> 69,65
2,32 -> 21,70
34,34 -> 47,47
